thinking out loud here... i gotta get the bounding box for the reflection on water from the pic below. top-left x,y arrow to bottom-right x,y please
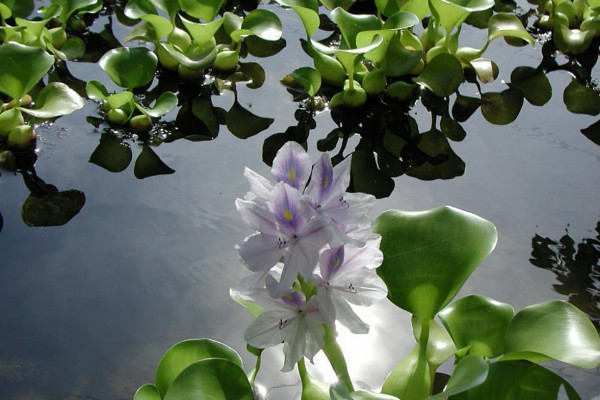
530,221 -> 600,330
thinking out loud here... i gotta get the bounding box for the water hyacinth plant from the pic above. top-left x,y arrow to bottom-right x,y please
134,141 -> 600,400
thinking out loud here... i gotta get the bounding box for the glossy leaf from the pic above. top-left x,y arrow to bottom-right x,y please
439,295 -> 514,359
509,66 -> 552,106
140,14 -> 173,40
226,101 -> 274,139
89,134 -> 132,173
487,13 -> 534,46
134,145 -> 175,179
469,58 -> 498,83
242,9 -> 283,41
412,317 -> 456,370
373,206 -> 497,320
52,0 -> 99,23
331,381 -> 400,399
290,67 -> 321,97
155,338 -> 244,398
502,300 -> 600,369
563,78 -> 600,115
481,89 -> 524,125
133,384 -> 161,400
135,91 -> 177,118
124,0 -> 158,19
159,42 -> 217,71
413,54 -> 464,98
99,47 -> 158,89
293,6 -> 320,37
86,80 -> 109,101
180,16 -> 223,47
450,361 -> 582,400
429,0 -> 494,34
0,42 -> 54,99
60,36 -> 86,60
381,343 -> 431,400
331,7 -> 382,49
179,0 -> 224,21
427,355 -> 489,400
163,358 -> 253,400
20,82 -> 84,118
553,25 -> 596,55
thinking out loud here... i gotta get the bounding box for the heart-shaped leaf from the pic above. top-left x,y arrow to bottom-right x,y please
413,54 -> 464,98
427,355 -> 489,400
290,66 -> 321,97
502,300 -> 600,369
99,47 -> 158,89
0,42 -> 54,99
241,9 -> 283,41
133,384 -> 161,400
429,0 -> 494,34
20,82 -> 84,118
509,66 -> 552,106
135,91 -> 177,118
179,0 -> 224,21
373,206 -> 497,321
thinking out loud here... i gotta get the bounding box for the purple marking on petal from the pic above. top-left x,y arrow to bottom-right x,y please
272,183 -> 303,234
313,154 -> 334,206
281,290 -> 305,308
327,245 -> 345,280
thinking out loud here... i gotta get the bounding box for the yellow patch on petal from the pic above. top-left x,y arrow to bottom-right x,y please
323,176 -> 329,189
283,208 -> 294,221
288,167 -> 296,183
332,257 -> 340,269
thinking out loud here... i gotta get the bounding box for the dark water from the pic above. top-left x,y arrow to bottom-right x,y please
1,2 -> 600,399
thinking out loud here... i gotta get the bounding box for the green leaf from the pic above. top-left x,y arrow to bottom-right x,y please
106,91 -> 135,113
502,300 -> 600,369
553,25 -> 596,55
226,100 -> 274,139
86,80 -> 109,101
413,54 -> 464,98
429,0 -> 494,34
60,36 -> 86,60
351,390 -> 401,399
20,82 -> 84,118
452,94 -> 481,122
163,358 -> 253,400
293,6 -> 320,37
438,295 -> 514,359
179,0 -> 224,21
140,14 -> 173,40
509,66 -> 552,106
480,88 -> 524,125
155,338 -> 244,398
381,343 -> 431,400
290,67 -> 321,97
373,206 -> 497,320
242,9 -> 283,41
135,91 -> 177,118
99,47 -> 158,89
450,361 -> 582,400
0,42 -> 54,99
427,355 -> 488,400
180,15 -> 223,47
89,134 -> 132,173
244,36 -> 286,58
124,0 -> 158,19
133,384 -> 161,400
159,42 -> 217,71
52,0 -> 99,23
134,145 -> 175,179
486,13 -> 534,46
563,78 -> 600,115
331,7 -> 382,49
469,58 -> 498,83
412,317 -> 456,370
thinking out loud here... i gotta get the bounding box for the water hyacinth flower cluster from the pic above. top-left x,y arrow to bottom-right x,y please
232,141 -> 388,372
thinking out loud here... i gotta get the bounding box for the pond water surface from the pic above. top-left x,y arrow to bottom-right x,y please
1,1 -> 600,399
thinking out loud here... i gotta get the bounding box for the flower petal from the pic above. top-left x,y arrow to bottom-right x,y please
237,233 -> 284,272
332,294 -> 370,334
244,310 -> 298,349
271,141 -> 311,190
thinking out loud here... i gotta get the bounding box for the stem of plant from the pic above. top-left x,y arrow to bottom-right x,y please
249,351 -> 262,387
322,324 -> 354,392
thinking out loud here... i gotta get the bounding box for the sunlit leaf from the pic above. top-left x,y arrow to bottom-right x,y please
241,9 -> 283,41
320,0 -> 354,10
226,101 -> 274,139
413,54 -> 464,98
373,206 -> 497,321
133,384 -> 161,400
163,358 -> 252,400
135,91 -> 177,118
124,0 -> 158,19
331,7 -> 381,49
563,78 -> 600,115
89,134 -> 132,172
159,42 -> 217,71
439,295 -> 514,359
60,36 -> 86,60
0,42 -> 54,99
553,25 -> 596,55
180,15 -> 223,46
469,58 -> 498,83
502,300 -> 600,369
427,355 -> 488,400
99,47 -> 158,89
481,88 -> 523,125
450,361 -> 582,400
381,343 -> 431,400
429,0 -> 494,34
140,14 -> 173,40
20,82 -> 84,118
509,66 -> 552,106
179,0 -> 224,21
487,13 -> 534,46
290,66 -> 321,97
293,6 -> 320,37
412,317 -> 456,370
21,189 -> 85,227
86,80 -> 108,101
52,0 -> 99,23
